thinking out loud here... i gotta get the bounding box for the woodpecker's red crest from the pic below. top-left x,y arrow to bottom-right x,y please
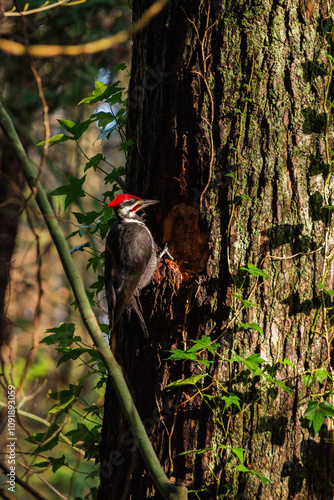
108,194 -> 159,219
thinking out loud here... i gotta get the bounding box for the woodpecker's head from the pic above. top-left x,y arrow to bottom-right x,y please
108,194 -> 159,221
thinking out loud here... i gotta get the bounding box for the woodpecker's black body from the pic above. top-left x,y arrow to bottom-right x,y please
105,195 -> 158,340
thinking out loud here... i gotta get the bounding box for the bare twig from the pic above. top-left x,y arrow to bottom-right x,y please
0,460 -> 48,500
0,0 -> 170,57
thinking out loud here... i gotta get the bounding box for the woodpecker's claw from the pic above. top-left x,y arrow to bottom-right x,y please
159,243 -> 174,261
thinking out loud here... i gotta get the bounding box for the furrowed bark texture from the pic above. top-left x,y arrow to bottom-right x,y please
99,1 -> 334,498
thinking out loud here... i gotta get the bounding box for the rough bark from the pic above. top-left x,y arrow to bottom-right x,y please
99,1 -> 334,499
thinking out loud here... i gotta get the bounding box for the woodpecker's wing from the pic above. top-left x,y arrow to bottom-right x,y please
105,221 -> 154,328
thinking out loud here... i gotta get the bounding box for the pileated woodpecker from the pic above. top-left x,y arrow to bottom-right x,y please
105,194 -> 159,347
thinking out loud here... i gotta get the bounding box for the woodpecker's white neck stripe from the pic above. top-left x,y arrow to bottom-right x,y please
124,218 -> 153,238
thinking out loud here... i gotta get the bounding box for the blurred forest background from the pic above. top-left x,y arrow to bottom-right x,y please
0,1 -> 131,498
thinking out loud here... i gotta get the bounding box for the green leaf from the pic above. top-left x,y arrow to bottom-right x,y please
73,210 -> 101,225
78,81 -> 123,105
89,274 -> 105,293
281,358 -> 294,367
304,400 -> 334,434
49,394 -> 76,414
57,347 -> 87,367
104,166 -> 126,185
239,322 -> 263,335
85,153 -> 105,172
315,368 -> 329,384
58,118 -> 92,140
33,461 -> 50,468
49,174 -> 86,209
49,455 -> 68,473
236,464 -> 249,472
37,133 -> 73,147
26,423 -> 60,452
165,349 -> 197,362
65,423 -> 91,445
231,352 -> 265,373
315,282 -> 334,296
273,380 -> 292,394
234,294 -> 257,308
240,263 -> 269,278
232,447 -> 245,462
120,139 -> 134,152
41,322 -> 77,347
187,335 -> 218,355
92,111 -> 117,131
179,447 -> 213,456
302,373 -> 313,388
222,393 -> 241,410
114,62 -> 127,72
165,373 -> 208,390
237,193 -> 252,201
87,255 -> 102,272
236,464 -> 271,486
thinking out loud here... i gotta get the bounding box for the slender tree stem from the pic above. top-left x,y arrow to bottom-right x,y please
0,99 -> 187,500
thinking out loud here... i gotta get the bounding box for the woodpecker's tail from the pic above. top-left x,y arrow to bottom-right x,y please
131,294 -> 149,339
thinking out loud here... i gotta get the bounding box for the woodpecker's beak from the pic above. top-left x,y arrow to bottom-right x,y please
138,199 -> 160,209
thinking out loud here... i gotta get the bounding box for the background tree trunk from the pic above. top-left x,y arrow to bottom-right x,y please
99,1 -> 334,498
0,144 -> 25,345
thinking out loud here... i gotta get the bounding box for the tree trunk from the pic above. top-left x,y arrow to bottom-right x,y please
0,143 -> 24,345
99,1 -> 334,498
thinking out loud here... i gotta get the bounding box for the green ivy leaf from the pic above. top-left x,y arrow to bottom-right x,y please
315,368 -> 329,384
165,350 -> 196,362
41,323 -> 78,347
26,423 -> 60,452
57,347 -> 87,367
222,393 -> 241,410
179,447 -> 213,456
49,174 -> 86,209
73,211 -> 101,225
273,380 -> 292,394
240,263 -> 269,278
315,282 -> 334,296
231,352 -> 265,373
232,447 -> 245,462
37,133 -> 73,147
49,394 -> 76,414
281,358 -> 294,367
49,455 -> 68,473
236,464 -> 271,486
104,166 -> 126,185
85,153 -> 105,172
302,373 -> 312,388
119,139 -> 134,152
58,118 -> 92,140
89,274 -> 105,294
187,335 -> 219,356
304,400 -> 334,434
78,81 -> 124,105
239,322 -> 263,335
33,461 -> 50,469
165,373 -> 208,390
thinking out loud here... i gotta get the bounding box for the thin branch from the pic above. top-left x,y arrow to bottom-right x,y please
18,462 -> 67,500
0,460 -> 48,500
0,0 -> 170,57
4,0 -> 83,16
